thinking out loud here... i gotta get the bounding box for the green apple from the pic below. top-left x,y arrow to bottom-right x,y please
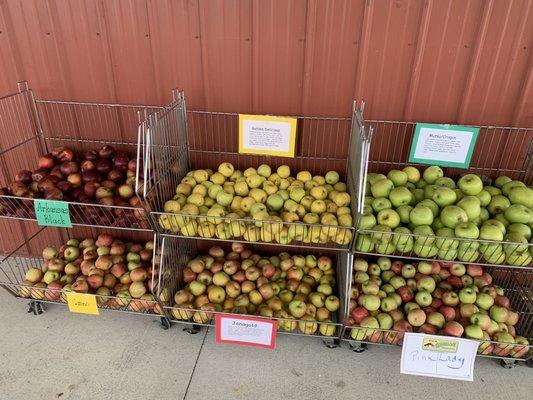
367,173 -> 387,185
389,186 -> 413,207
372,197 -> 393,213
434,177 -> 456,189
458,174 -> 483,196
375,242 -> 396,255
371,179 -> 394,198
359,212 -> 377,230
435,227 -> 459,249
457,196 -> 481,220
482,249 -> 505,264
438,247 -> 458,261
216,191 -> 233,207
397,205 -> 413,224
424,185 -> 439,200
402,166 -> 420,183
387,170 -> 408,186
502,180 -> 526,196
494,213 -> 510,227
325,170 -> 340,184
355,234 -> 374,252
504,204 -> 533,224
289,187 -> 306,202
392,226 -> 411,246
494,175 -> 512,188
412,188 -> 425,203
414,243 -> 438,258
416,179 -> 428,188
503,234 -> 529,255
484,186 -> 501,196
476,190 -> 491,207
432,187 -> 456,207
479,224 -> 504,241
453,188 -> 464,202
377,209 -> 401,229
376,312 -> 394,329
455,222 -> 479,239
432,217 -> 444,231
507,223 -> 531,240
409,205 -> 434,226
457,248 -> 479,263
475,293 -> 494,310
415,290 -> 432,307
418,199 -> 439,217
266,194 -> 284,211
506,251 -> 532,266
465,324 -> 484,340
440,206 -> 468,228
423,166 -> 444,184
508,186 -> 533,208
483,219 -> 506,235
479,208 -> 490,224
487,195 -> 511,215
459,287 -> 477,304
413,225 -> 435,246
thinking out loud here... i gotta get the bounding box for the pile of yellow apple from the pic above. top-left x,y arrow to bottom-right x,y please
158,163 -> 353,245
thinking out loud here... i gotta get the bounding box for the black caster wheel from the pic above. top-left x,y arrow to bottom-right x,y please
526,357 -> 533,368
183,324 -> 201,334
159,317 -> 171,330
323,338 -> 340,349
500,359 -> 517,369
350,342 -> 367,353
27,301 -> 44,315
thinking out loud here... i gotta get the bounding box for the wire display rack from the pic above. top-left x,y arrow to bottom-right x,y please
0,224 -> 171,326
139,93 -> 371,251
340,255 -> 533,368
154,236 -> 350,347
354,120 -> 533,268
0,82 -> 163,231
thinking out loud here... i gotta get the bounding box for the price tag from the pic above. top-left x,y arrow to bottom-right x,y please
239,114 -> 297,158
408,123 -> 479,168
401,333 -> 479,381
66,292 -> 99,315
34,199 -> 72,227
215,314 -> 277,349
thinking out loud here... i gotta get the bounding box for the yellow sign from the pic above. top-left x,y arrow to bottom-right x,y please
238,114 -> 297,158
422,338 -> 458,353
66,292 -> 100,315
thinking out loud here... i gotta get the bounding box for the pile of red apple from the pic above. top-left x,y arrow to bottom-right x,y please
0,145 -> 147,227
347,257 -> 530,358
171,243 -> 340,336
19,233 -> 162,314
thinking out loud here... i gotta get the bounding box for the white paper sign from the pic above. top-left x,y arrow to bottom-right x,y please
238,114 -> 297,157
215,314 -> 277,349
408,123 -> 479,168
400,333 -> 479,381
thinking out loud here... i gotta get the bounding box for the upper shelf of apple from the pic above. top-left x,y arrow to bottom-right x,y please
158,163 -> 354,246
357,166 -> 533,267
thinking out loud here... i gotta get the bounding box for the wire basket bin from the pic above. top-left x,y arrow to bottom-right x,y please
354,120 -> 533,268
154,236 -> 350,344
0,82 -> 163,231
139,93 -> 371,251
340,255 -> 532,363
0,224 -> 169,319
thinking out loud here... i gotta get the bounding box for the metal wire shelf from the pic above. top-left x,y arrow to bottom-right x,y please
354,119 -> 533,267
0,82 -> 162,231
138,92 -> 371,251
156,236 -> 350,341
0,226 -> 168,319
341,255 -> 533,362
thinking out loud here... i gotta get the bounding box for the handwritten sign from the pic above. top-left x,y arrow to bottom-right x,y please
34,199 -> 72,227
238,114 -> 297,158
401,333 -> 479,381
66,292 -> 99,315
215,313 -> 277,349
408,123 -> 479,169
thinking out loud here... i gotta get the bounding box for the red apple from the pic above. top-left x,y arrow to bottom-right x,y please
443,321 -> 464,337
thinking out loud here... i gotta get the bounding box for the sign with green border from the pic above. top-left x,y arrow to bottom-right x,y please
34,199 -> 72,227
408,123 -> 479,169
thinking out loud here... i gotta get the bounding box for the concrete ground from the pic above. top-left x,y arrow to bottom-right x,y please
0,289 -> 531,400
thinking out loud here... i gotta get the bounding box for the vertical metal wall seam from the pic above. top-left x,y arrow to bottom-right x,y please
403,0 -> 431,120
97,0 -> 120,107
143,0 -> 163,104
353,0 -> 372,107
456,0 -> 493,124
299,0 -> 312,115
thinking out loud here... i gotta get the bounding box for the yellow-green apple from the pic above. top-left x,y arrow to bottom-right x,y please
493,332 -> 515,357
489,305 -> 509,323
427,311 -> 445,328
407,309 -> 426,327
288,299 -> 307,318
415,291 -> 432,307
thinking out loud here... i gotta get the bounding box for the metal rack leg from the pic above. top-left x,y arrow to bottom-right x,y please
159,317 -> 171,330
349,341 -> 367,353
500,359 -> 517,369
27,301 -> 44,315
526,356 -> 533,368
183,324 -> 202,334
323,338 -> 340,349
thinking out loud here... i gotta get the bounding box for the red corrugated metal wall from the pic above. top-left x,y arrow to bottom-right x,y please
1,0 -> 532,252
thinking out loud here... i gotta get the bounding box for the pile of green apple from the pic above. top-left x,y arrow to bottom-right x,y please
158,163 -> 353,246
357,165 -> 533,266
171,243 -> 340,336
19,233 -> 162,314
347,257 -> 530,358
